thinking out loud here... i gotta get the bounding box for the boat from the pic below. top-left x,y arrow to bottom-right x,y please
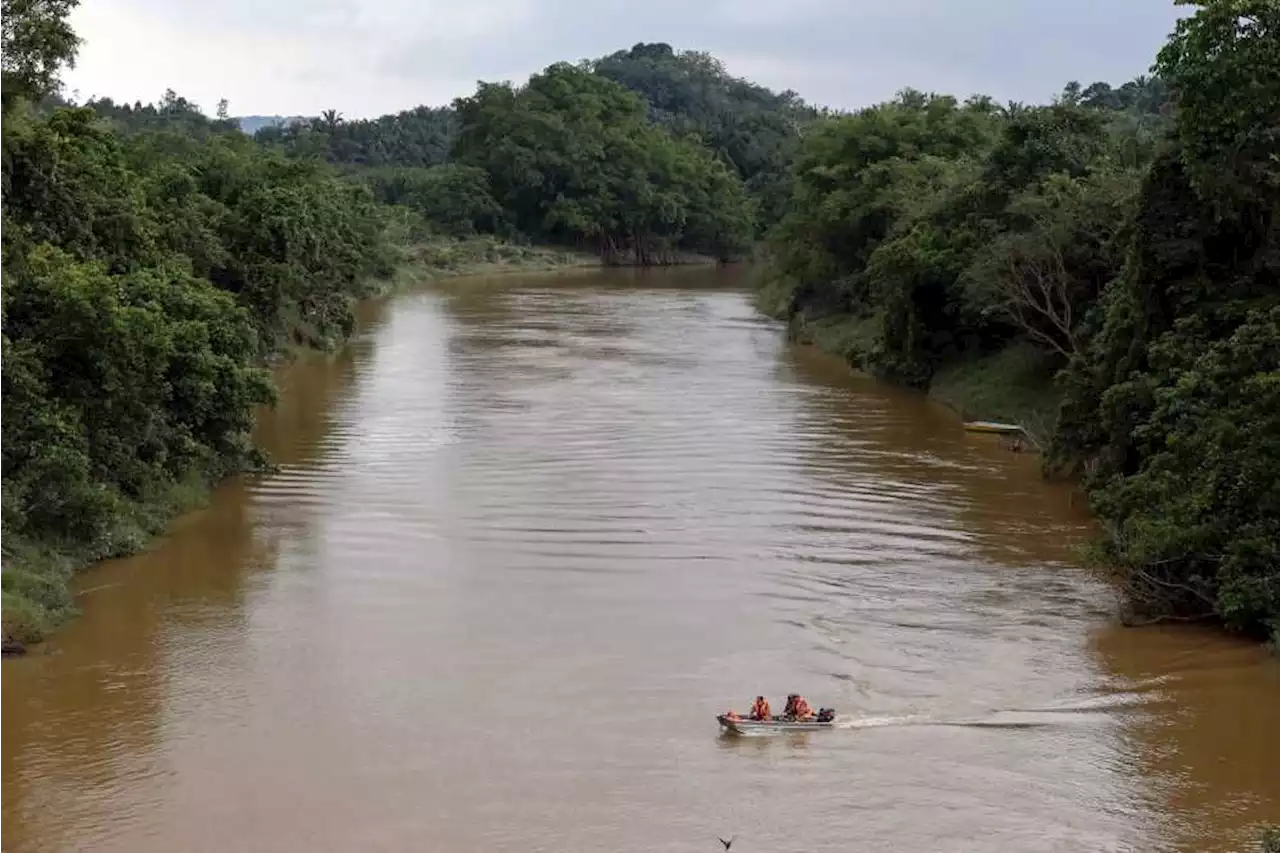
717,714 -> 836,734
963,421 -> 1024,435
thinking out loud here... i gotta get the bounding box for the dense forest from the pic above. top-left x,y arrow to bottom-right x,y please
449,63 -> 754,263
763,0 -> 1278,641
252,42 -> 818,245
591,43 -> 819,230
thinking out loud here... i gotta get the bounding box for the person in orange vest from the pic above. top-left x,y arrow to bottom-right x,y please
783,693 -> 814,720
748,695 -> 771,720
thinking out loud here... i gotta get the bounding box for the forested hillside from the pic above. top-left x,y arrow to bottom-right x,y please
593,43 -> 819,230
450,63 -> 754,263
762,0 -> 1278,640
83,90 -> 241,136
251,42 -> 814,240
254,105 -> 458,169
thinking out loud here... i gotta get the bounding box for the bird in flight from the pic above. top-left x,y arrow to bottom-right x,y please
718,836 -> 735,851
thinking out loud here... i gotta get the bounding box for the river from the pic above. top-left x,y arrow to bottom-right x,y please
3,266 -> 1278,853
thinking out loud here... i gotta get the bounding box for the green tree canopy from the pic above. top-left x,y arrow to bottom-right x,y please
452,62 -> 754,263
1,0 -> 80,105
593,42 -> 818,229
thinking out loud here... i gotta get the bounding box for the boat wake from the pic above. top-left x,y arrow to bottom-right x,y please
828,713 -> 1052,731
831,703 -> 1143,732
832,714 -> 930,730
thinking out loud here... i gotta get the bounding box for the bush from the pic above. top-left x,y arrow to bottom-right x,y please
0,563 -> 71,612
0,591 -> 49,645
358,164 -> 507,237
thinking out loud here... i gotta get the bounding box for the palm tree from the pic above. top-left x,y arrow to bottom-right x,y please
319,109 -> 343,133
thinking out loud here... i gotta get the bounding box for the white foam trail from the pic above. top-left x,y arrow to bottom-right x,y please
833,714 -> 930,730
830,707 -> 1124,732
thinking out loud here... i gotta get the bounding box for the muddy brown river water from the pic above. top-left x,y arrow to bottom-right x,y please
3,266 -> 1278,853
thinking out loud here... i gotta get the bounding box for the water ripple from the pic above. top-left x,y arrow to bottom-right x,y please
12,275 -> 1275,853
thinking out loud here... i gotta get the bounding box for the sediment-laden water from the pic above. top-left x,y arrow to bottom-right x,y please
5,267 -> 1277,853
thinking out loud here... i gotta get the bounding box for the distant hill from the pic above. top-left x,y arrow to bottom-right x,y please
236,114 -> 308,134
592,42 -> 819,228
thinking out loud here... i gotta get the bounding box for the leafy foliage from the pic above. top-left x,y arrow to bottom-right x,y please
1,0 -> 80,105
766,91 -> 1134,384
763,1 -> 1279,639
1,0 -> 396,643
451,62 -> 755,263
593,43 -> 817,229
358,164 -> 507,237
255,105 -> 457,169
1153,0 -> 1280,207
1051,0 -> 1280,637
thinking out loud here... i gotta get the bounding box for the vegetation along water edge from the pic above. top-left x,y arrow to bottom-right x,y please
758,0 -> 1279,644
2,0 -> 1277,653
0,7 -> 773,649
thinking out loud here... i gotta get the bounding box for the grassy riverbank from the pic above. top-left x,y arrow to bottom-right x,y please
2,478 -> 214,651
379,235 -> 720,292
774,304 -> 1061,448
384,236 -> 601,288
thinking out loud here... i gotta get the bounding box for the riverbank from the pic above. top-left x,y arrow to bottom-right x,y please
0,236 -> 720,654
773,305 -> 1062,450
3,473 -> 218,653
383,236 -> 601,288
378,236 -> 724,292
0,237 -> 571,653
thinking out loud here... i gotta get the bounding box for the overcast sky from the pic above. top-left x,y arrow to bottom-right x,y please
62,0 -> 1186,119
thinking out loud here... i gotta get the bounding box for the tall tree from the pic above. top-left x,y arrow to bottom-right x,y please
1051,0 -> 1280,635
1154,0 -> 1280,207
452,62 -> 754,263
1,0 -> 80,104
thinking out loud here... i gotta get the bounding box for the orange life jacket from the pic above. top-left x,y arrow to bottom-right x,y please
750,699 -> 771,720
792,697 -> 813,719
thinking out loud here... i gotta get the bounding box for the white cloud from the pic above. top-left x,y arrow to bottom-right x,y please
63,0 -> 544,116
60,0 -> 1184,119
65,3 -> 323,113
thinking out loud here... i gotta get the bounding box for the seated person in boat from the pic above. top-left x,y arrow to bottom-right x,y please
749,695 -> 771,720
782,693 -> 814,720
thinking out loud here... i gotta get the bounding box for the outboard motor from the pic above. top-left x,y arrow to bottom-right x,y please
816,708 -> 835,722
